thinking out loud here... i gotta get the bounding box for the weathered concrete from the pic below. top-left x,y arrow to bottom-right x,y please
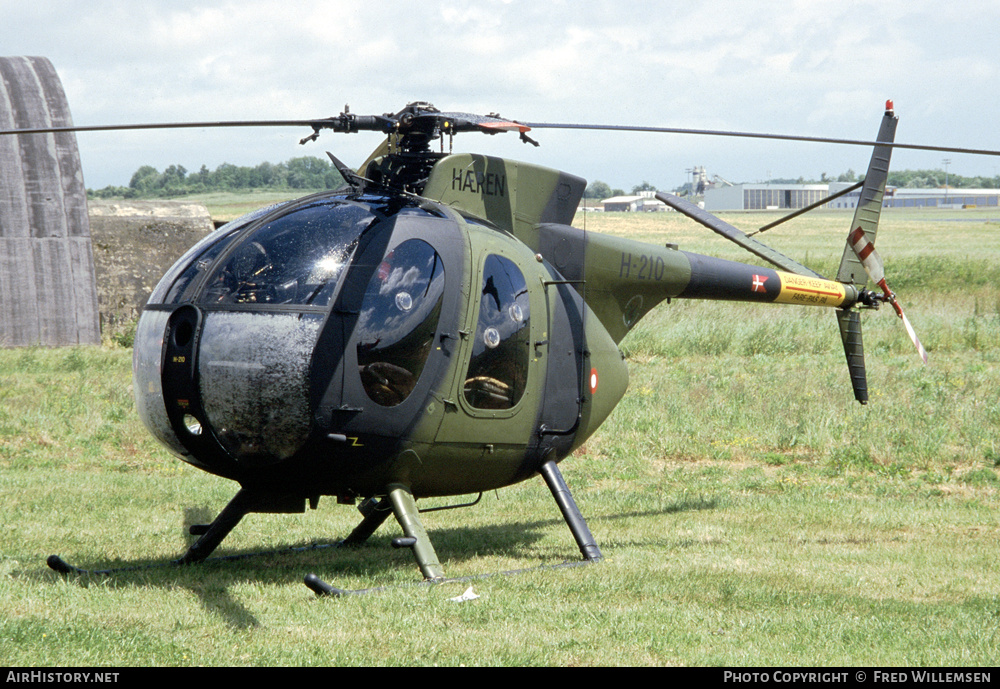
88,200 -> 214,334
0,56 -> 100,346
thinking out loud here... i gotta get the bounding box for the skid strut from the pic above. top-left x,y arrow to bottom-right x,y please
341,496 -> 393,546
305,460 -> 602,596
175,487 -> 261,564
48,488 -> 320,576
539,459 -> 602,562
304,483 -> 445,596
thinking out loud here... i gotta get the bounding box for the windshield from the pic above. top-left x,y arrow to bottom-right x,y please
200,199 -> 377,307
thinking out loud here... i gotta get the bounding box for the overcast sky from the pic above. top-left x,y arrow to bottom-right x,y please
6,0 -> 1000,190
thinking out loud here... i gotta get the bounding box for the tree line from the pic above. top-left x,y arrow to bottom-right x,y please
88,157 -> 346,198
89,159 -> 999,200
811,168 -> 999,189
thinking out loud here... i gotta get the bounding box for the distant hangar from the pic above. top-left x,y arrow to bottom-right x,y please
705,182 -> 1000,211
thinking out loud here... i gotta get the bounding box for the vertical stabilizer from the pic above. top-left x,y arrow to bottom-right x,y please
837,102 -> 898,286
835,101 -> 899,403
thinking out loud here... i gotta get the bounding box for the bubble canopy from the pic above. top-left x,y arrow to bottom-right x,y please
152,196 -> 384,308
134,193 -> 458,477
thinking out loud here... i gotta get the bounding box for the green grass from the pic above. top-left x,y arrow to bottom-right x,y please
1,208 -> 998,666
175,190 -> 325,223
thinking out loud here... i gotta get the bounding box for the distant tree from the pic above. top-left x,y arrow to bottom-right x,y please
128,165 -> 160,193
585,180 -> 612,200
250,161 -> 286,188
213,162 -> 241,190
631,181 -> 657,193
162,164 -> 187,182
287,156 -> 334,188
160,164 -> 188,195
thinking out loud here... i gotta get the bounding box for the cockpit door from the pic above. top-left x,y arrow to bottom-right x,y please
435,242 -> 545,449
315,214 -> 465,442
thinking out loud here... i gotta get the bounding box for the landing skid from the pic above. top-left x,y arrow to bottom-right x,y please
47,460 -> 602,594
304,558 -> 597,597
46,541 -> 341,577
304,459 -> 603,596
47,487 -> 314,576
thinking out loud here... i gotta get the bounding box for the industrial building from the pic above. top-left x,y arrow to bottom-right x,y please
827,185 -> 1000,210
601,191 -> 668,212
705,184 -> 829,211
705,182 -> 1000,211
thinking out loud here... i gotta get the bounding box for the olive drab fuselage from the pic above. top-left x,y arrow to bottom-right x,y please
135,147 -> 866,504
133,170 -> 627,502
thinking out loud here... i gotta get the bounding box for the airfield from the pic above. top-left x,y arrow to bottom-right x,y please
1,202 -> 997,666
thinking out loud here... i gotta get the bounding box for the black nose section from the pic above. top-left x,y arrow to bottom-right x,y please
161,305 -> 235,472
162,305 -> 204,437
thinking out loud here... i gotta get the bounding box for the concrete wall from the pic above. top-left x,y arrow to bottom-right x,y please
88,200 -> 213,335
0,56 -> 100,346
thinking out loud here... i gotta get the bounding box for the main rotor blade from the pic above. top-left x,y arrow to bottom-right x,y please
655,192 -> 823,278
0,119 -> 327,137
4,113 -> 998,158
520,121 -> 1000,158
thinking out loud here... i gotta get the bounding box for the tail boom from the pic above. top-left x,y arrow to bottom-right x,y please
678,253 -> 860,308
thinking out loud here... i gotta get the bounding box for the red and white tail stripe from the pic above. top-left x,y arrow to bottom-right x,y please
848,227 -> 884,284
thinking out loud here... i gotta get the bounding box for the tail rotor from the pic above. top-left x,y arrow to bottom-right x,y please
847,227 -> 928,364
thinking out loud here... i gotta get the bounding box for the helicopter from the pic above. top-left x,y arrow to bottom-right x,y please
3,98 -> 987,596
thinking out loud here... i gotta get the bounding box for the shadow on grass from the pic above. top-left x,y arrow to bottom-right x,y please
16,490 -> 719,628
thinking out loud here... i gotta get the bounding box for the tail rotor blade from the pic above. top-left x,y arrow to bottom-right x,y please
899,307 -> 929,365
847,227 -> 927,364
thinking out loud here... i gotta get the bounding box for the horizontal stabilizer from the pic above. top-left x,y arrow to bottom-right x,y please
655,192 -> 824,279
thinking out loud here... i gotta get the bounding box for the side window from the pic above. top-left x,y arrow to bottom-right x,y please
464,254 -> 530,410
356,239 -> 445,407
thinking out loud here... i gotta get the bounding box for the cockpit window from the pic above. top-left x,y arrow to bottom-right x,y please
356,238 -> 445,407
200,200 -> 377,307
160,225 -> 243,304
464,254 -> 530,410
152,202 -> 291,305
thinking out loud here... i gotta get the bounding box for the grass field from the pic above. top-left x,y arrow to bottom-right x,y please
1,205 -> 998,666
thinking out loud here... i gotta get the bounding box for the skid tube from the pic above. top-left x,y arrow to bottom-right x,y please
46,542 -> 344,577
304,558 -> 597,597
47,487 -> 343,577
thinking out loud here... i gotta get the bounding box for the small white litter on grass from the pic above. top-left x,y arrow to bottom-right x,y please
449,586 -> 480,602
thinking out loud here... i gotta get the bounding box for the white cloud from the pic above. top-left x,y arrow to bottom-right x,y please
4,0 -> 998,188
